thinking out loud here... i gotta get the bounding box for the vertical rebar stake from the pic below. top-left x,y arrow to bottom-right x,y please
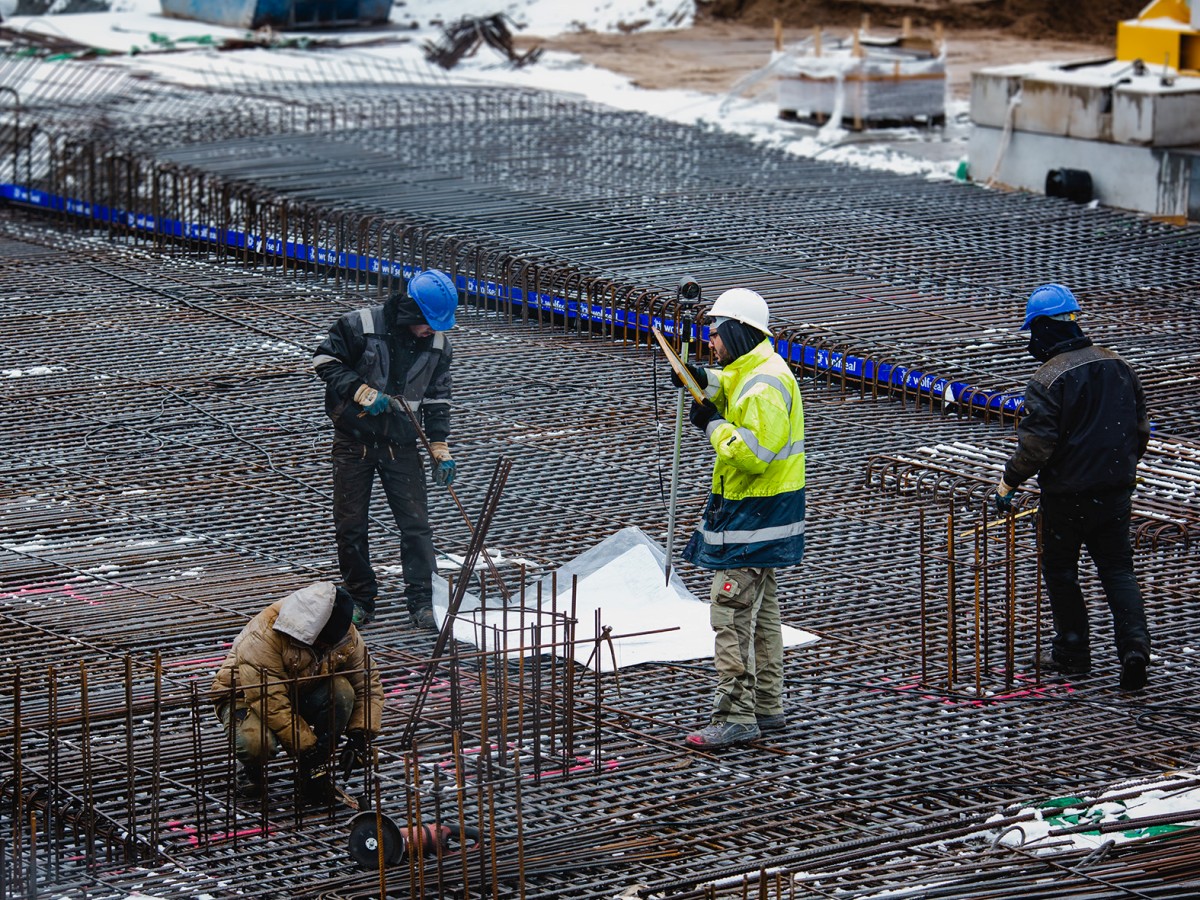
49,664 -> 59,883
973,524 -> 983,698
919,509 -> 927,686
12,664 -> 23,893
946,507 -> 957,689
1035,511 -> 1045,682
123,656 -> 136,861
188,683 -> 209,854
80,660 -> 94,872
151,653 -> 163,854
1006,508 -> 1017,689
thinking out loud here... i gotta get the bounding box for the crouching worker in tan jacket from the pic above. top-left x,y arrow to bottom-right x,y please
210,581 -> 385,806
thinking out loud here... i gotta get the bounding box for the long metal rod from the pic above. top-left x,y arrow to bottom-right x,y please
399,455 -> 513,751
663,336 -> 691,587
392,395 -> 512,603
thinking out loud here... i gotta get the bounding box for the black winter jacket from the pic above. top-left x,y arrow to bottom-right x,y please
1003,337 -> 1149,495
312,296 -> 451,447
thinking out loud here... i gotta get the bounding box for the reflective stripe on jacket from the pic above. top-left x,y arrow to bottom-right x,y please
683,339 -> 806,569
313,304 -> 451,447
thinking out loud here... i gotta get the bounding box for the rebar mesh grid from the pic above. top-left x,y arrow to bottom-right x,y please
3,215 -> 1200,899
11,69 -> 1200,440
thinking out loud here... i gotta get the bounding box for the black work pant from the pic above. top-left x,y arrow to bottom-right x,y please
332,435 -> 435,615
1039,488 -> 1150,666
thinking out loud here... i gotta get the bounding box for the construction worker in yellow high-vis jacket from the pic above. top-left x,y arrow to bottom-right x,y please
673,287 -> 806,750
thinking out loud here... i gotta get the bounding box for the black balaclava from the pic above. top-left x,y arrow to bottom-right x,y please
385,287 -> 429,328
716,318 -> 767,363
1027,316 -> 1090,363
316,586 -> 355,648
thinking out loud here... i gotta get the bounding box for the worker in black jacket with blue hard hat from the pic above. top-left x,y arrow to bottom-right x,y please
313,270 -> 459,631
996,283 -> 1152,691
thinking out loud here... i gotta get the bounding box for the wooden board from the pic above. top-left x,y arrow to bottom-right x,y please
651,327 -> 707,403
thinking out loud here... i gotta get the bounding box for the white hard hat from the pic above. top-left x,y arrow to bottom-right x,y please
708,288 -> 770,333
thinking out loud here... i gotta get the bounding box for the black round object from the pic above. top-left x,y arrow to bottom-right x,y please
677,276 -> 701,301
348,811 -> 403,870
1045,168 -> 1094,203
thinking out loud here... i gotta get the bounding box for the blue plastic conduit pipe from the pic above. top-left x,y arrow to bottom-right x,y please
1,182 -> 1026,418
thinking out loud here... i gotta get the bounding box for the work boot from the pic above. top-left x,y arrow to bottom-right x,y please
685,721 -> 760,749
299,772 -> 336,807
410,605 -> 438,632
1031,649 -> 1090,676
297,766 -> 359,811
755,712 -> 787,733
352,603 -> 375,628
1120,651 -> 1148,692
236,763 -> 265,800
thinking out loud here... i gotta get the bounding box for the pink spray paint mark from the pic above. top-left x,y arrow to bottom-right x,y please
2,583 -> 105,605
167,820 -> 273,845
162,656 -> 226,668
530,757 -> 619,779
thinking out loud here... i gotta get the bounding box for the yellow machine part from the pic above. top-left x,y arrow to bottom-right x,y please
1116,0 -> 1200,73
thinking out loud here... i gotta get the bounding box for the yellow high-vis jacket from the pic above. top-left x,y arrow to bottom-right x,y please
683,338 -> 806,569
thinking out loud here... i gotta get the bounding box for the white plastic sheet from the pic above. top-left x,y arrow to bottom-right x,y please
432,526 -> 818,671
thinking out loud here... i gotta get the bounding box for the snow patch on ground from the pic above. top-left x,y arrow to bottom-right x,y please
3,0 -> 960,180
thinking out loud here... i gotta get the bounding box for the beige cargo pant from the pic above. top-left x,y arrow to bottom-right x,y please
216,674 -> 356,766
708,567 -> 783,725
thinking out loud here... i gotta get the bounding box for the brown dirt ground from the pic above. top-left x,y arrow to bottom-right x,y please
698,0 -> 1144,41
513,1 -> 1134,102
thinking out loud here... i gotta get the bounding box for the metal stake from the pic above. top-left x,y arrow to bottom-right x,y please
664,277 -> 702,585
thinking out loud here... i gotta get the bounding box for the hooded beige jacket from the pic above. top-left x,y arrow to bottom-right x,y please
209,583 -> 385,755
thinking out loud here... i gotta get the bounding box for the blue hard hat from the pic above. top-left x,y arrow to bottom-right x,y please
1021,283 -> 1080,331
407,269 -> 458,331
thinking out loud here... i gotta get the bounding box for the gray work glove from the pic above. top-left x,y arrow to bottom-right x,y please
995,478 -> 1016,513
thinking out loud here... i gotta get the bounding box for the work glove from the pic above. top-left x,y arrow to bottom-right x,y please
995,478 -> 1016,514
670,362 -> 707,392
339,730 -> 368,778
298,745 -> 330,776
689,398 -> 720,433
429,441 -> 457,486
353,384 -> 391,416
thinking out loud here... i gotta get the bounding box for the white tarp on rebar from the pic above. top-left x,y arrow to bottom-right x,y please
431,526 -> 818,672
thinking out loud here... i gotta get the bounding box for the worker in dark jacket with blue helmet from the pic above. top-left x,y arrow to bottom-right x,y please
996,283 -> 1152,691
313,270 -> 459,631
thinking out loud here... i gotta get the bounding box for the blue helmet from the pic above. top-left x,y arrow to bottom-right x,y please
1021,283 -> 1080,331
407,269 -> 458,331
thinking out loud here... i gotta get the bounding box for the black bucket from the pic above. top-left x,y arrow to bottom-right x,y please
1045,168 -> 1094,203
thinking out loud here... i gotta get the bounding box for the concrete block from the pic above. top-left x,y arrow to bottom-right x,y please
1114,84 -> 1200,145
